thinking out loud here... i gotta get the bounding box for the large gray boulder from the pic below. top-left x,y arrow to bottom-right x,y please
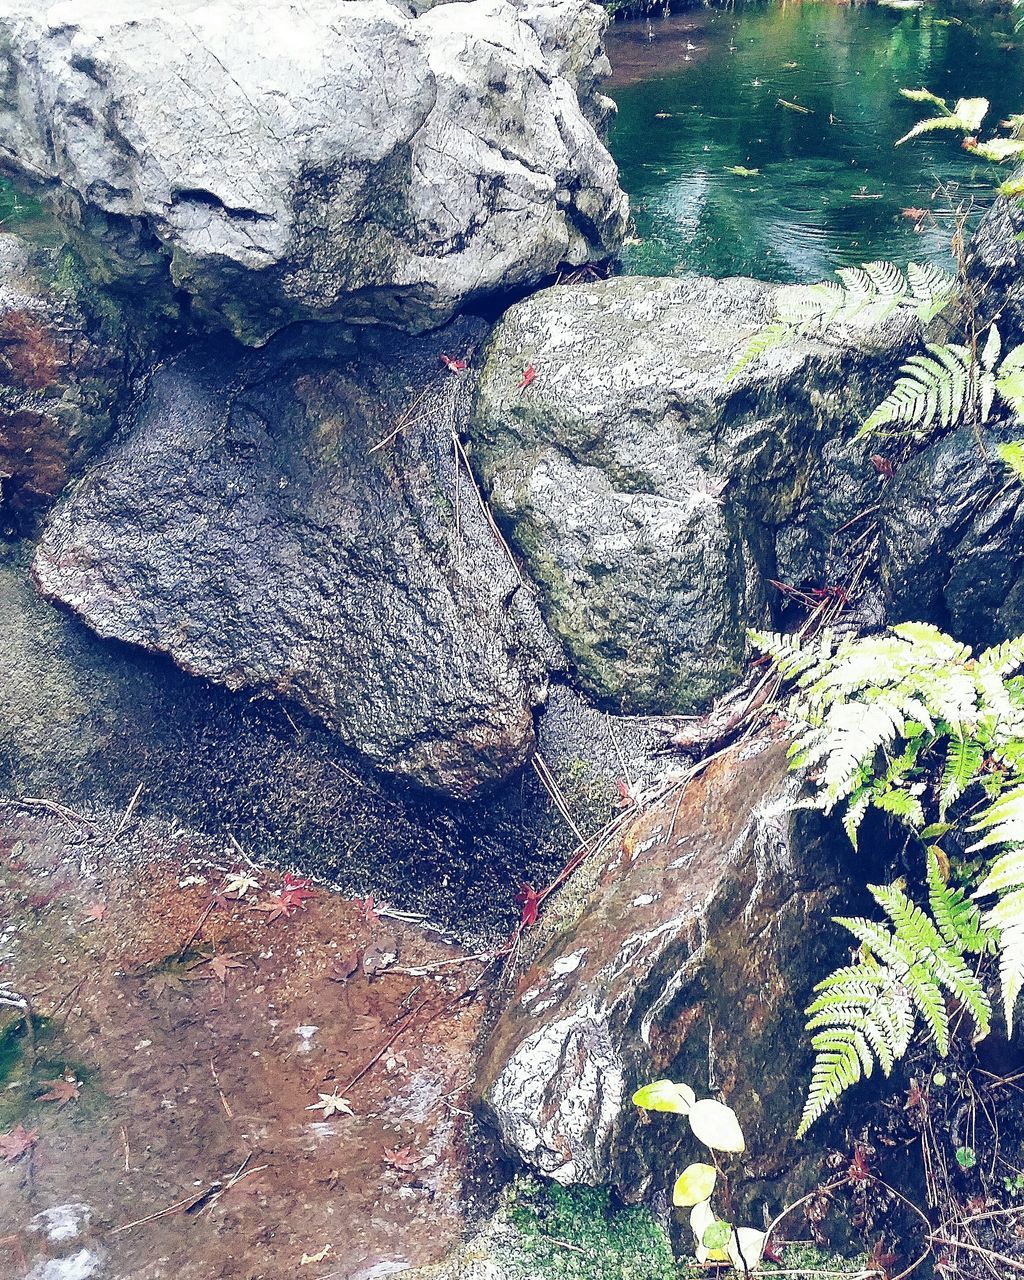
31,317 -> 553,799
0,0 -> 627,344
468,275 -> 916,714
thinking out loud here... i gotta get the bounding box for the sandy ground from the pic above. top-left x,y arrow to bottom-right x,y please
0,801 -> 499,1280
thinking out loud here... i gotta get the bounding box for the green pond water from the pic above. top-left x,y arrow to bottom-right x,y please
606,0 -> 1024,281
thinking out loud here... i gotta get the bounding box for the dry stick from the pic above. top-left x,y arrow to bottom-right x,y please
451,430 -> 527,586
109,782 -> 144,843
367,383 -> 433,456
531,753 -> 586,845
927,1233 -> 1024,1274
340,997 -> 432,1094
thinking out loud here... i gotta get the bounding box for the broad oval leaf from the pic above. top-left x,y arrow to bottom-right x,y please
690,1201 -> 730,1264
631,1079 -> 696,1115
728,1227 -> 767,1271
703,1220 -> 733,1251
687,1098 -> 745,1152
672,1162 -> 717,1207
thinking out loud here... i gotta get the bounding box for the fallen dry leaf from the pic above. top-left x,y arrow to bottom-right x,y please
222,870 -> 262,899
362,934 -> 399,979
383,1143 -> 419,1172
0,1124 -> 38,1162
305,1091 -> 355,1119
36,1077 -> 81,1107
328,952 -> 360,984
190,951 -> 247,984
84,902 -> 107,921
300,1244 -> 332,1265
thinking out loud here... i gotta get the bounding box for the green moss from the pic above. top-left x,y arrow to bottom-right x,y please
495,1179 -> 869,1280
506,1178 -> 682,1280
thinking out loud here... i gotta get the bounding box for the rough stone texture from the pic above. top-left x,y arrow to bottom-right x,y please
880,422 -> 1024,650
969,182 -> 1024,346
476,734 -> 861,1215
0,548 -> 640,938
469,275 -> 917,714
0,0 -> 628,344
31,316 -> 554,799
0,233 -> 133,521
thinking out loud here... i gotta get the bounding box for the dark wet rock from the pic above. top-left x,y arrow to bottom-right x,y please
31,317 -> 553,799
469,275 -> 917,714
0,0 -> 627,345
879,423 -> 1024,649
0,235 -> 133,523
476,734 -> 858,1214
968,182 -> 1024,346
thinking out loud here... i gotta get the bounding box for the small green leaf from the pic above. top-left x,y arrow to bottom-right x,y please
703,1220 -> 733,1251
933,1071 -> 947,1087
632,1079 -> 696,1114
688,1098 -> 745,1152
672,1162 -> 717,1207
956,1145 -> 977,1169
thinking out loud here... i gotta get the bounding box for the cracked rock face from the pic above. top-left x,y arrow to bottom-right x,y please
0,0 -> 627,344
476,735 -> 856,1212
31,316 -> 553,799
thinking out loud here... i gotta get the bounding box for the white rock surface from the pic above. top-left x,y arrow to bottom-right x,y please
0,0 -> 627,342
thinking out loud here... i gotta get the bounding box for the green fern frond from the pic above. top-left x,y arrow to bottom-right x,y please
927,850 -> 997,955
727,259 -> 953,378
800,875 -> 992,1132
726,323 -> 789,380
895,93 -> 989,146
860,326 -> 1024,441
997,441 -> 1024,482
940,737 -> 985,816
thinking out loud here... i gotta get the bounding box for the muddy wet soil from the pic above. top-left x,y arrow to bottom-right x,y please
0,802 -> 497,1280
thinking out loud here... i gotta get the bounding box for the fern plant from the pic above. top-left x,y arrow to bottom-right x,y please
969,786 -> 1024,1032
727,261 -> 954,379
896,88 -> 1024,164
858,323 -> 1024,439
751,622 -> 1024,1128
799,853 -> 995,1135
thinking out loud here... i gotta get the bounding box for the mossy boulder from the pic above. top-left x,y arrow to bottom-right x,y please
469,274 -> 915,715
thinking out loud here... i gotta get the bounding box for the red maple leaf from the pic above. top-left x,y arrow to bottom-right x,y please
518,364 -> 537,390
36,1077 -> 81,1107
615,779 -> 636,809
515,883 -> 541,928
848,1143 -> 872,1184
440,354 -> 468,372
383,1143 -> 420,1172
189,951 -> 247,984
253,894 -> 296,922
0,1124 -> 38,1162
281,872 -> 316,908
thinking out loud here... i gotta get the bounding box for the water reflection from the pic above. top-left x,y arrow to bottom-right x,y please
606,0 -> 1024,280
